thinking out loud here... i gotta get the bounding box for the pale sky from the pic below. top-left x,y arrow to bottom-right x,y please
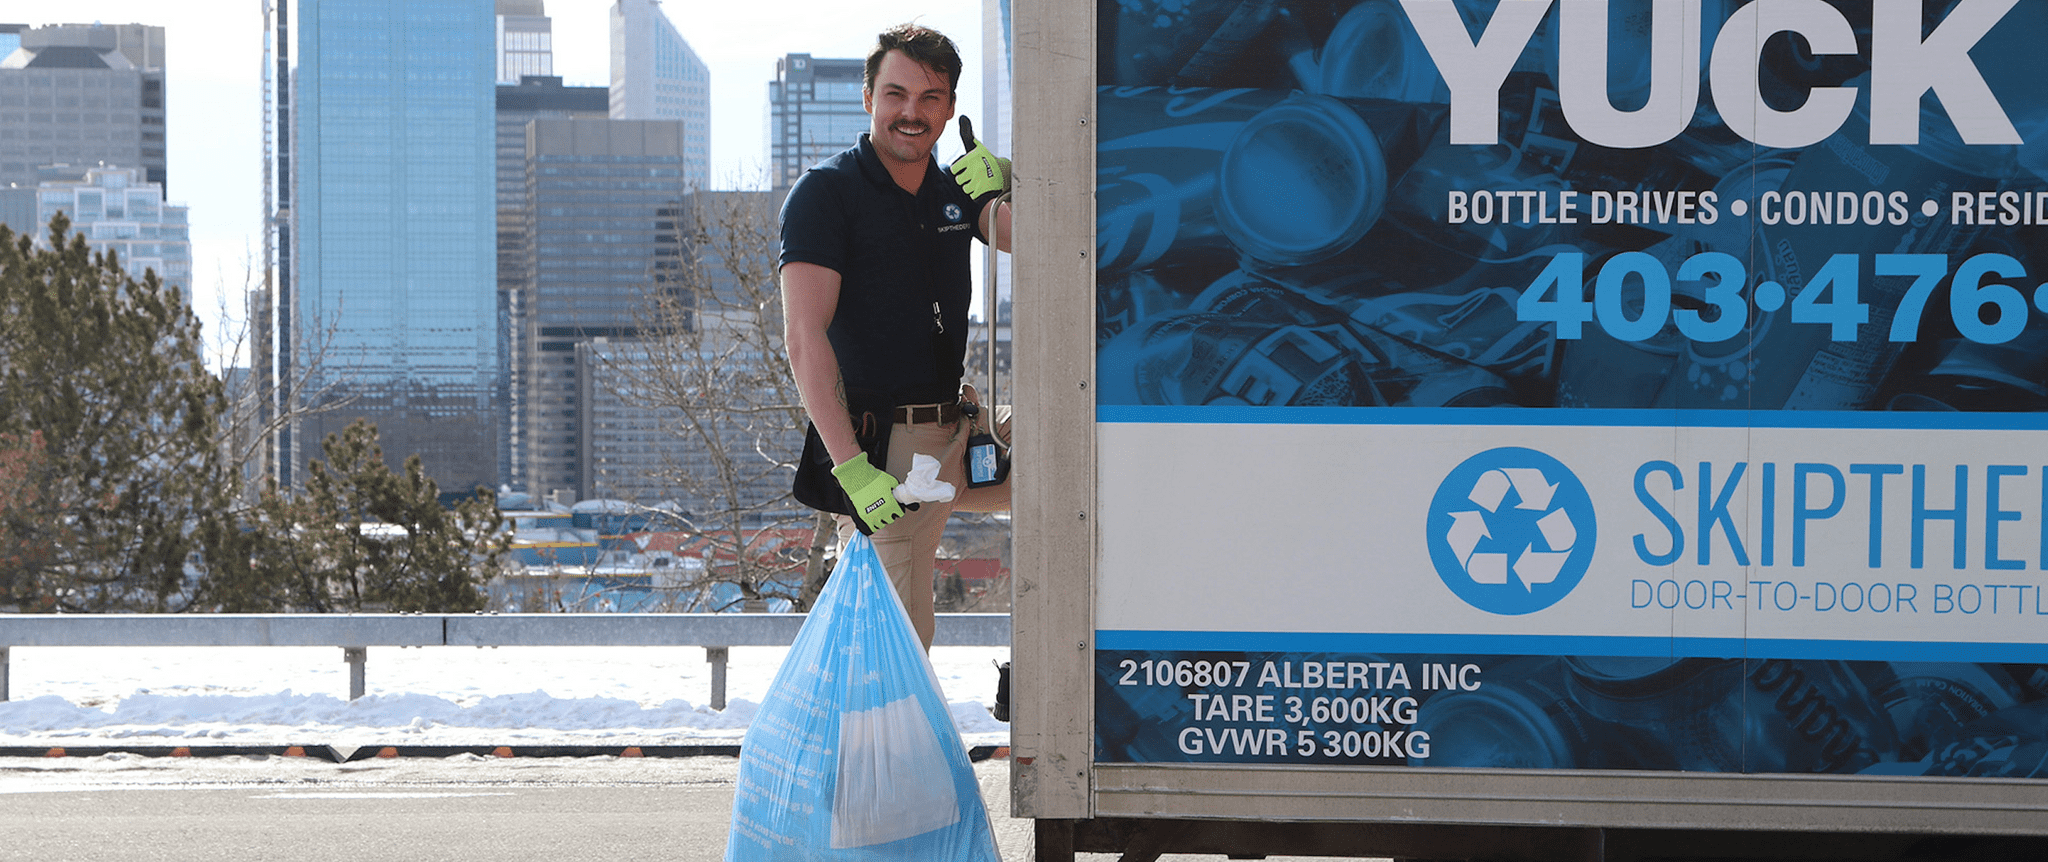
4,0 -> 988,366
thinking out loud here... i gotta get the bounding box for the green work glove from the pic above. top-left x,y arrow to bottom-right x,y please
951,115 -> 1011,203
832,452 -> 905,535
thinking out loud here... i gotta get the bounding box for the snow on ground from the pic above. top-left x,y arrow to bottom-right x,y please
0,644 -> 1013,748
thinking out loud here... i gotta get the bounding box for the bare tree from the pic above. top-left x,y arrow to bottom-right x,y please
202,248 -> 355,504
592,189 -> 833,611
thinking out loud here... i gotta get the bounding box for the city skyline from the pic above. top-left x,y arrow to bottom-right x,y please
7,0 -> 985,369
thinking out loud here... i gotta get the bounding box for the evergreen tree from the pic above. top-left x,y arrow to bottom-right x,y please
0,216 -> 230,611
194,419 -> 508,613
2,216 -> 505,613
190,480 -> 333,612
299,419 -> 505,612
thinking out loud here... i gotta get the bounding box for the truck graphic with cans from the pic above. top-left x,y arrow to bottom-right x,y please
1009,0 -> 2048,858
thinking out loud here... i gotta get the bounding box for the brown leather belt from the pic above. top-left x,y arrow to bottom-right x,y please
893,402 -> 961,425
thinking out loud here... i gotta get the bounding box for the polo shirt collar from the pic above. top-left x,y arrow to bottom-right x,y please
855,133 -> 944,194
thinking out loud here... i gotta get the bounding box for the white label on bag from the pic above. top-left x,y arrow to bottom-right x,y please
830,694 -> 960,848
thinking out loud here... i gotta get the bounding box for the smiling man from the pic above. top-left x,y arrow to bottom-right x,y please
780,24 -> 1013,649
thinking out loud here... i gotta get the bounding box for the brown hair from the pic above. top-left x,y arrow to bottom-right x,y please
864,23 -> 962,96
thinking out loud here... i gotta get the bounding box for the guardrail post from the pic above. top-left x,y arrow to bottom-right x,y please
706,646 -> 729,710
343,647 -> 367,700
1,646 -> 10,702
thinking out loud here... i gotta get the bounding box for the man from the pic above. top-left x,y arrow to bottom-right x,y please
781,23 -> 1012,649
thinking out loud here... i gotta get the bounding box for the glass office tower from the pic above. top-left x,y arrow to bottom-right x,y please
767,53 -> 866,191
284,0 -> 499,493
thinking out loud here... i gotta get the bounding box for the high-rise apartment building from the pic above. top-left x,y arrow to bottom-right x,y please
0,23 -> 166,195
767,53 -> 866,191
31,163 -> 191,293
608,0 -> 709,189
495,0 -> 552,86
519,118 -> 687,499
497,77 -> 608,492
269,0 -> 500,493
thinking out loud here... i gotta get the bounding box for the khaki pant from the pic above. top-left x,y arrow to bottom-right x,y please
835,401 -> 1011,649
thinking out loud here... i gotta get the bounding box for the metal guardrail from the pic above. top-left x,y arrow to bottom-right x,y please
0,613 -> 1011,709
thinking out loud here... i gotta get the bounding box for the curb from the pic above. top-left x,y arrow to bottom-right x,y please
328,744 -> 749,762
0,745 -> 341,761
1,744 -> 1013,762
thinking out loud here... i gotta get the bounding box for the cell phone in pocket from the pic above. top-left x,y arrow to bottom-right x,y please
961,402 -> 1009,488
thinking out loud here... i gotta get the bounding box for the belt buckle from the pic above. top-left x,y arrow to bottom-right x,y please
899,402 -> 955,425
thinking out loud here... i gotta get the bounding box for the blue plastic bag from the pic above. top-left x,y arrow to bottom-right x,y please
725,534 -> 1002,861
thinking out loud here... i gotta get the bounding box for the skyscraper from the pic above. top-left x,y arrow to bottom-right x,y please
0,23 -> 167,196
767,53 -> 865,191
608,0 -> 710,189
495,0 -> 552,86
497,76 -> 608,492
519,118 -> 687,499
271,0 -> 500,493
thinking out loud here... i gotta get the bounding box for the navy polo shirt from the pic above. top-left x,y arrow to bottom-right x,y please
780,134 -> 984,406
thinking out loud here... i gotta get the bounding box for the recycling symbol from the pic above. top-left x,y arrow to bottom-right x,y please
1426,447 -> 1597,616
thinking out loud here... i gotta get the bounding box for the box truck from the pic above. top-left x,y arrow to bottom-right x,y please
1005,1 -> 2048,858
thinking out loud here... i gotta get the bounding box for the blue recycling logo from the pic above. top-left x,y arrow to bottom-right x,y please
1426,447 -> 1597,616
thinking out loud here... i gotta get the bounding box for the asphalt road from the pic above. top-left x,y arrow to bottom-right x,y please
2,755 -> 1000,862
8,784 -> 738,862
1,755 -> 1380,862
